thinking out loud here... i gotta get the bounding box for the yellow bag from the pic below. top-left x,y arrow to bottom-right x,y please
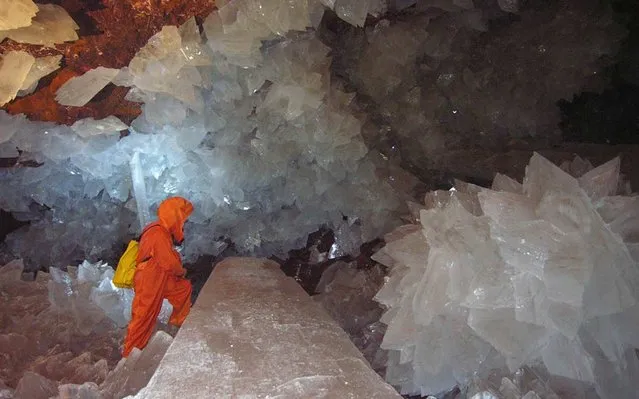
113,240 -> 139,289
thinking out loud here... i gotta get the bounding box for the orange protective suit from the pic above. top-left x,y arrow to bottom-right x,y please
122,197 -> 194,357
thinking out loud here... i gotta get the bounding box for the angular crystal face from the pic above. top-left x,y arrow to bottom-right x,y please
0,51 -> 35,106
18,55 -> 62,96
1,1 -> 410,271
577,157 -> 620,203
0,3 -> 635,397
70,116 -> 128,138
0,4 -> 79,47
373,152 -> 639,397
0,0 -> 38,31
55,67 -> 120,107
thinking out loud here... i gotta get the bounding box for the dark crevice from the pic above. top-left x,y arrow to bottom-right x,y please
0,210 -> 28,242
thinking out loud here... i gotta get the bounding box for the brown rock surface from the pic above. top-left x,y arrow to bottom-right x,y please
1,0 -> 216,125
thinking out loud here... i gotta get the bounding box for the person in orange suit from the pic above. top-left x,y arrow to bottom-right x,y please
122,196 -> 194,357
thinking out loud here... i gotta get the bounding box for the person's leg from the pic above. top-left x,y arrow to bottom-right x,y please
164,276 -> 193,327
122,267 -> 169,356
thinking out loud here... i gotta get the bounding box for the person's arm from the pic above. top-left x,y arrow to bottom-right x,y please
147,229 -> 187,276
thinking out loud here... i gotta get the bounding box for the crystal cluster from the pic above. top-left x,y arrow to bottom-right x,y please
0,51 -> 34,106
460,367 -> 561,399
0,0 -> 408,269
321,0 -> 521,28
334,0 -> 625,165
19,55 -> 62,95
373,153 -> 639,398
0,51 -> 62,106
321,0 -> 387,27
0,259 -> 119,391
0,3 -> 79,47
0,3 -> 73,105
0,259 -> 173,398
48,259 -> 173,328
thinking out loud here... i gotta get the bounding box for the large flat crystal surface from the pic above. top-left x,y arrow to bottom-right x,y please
134,258 -> 402,398
55,67 -> 120,107
0,51 -> 34,106
0,0 -> 38,31
18,55 -> 62,95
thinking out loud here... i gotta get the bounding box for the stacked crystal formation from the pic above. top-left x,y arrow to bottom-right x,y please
373,153 -> 639,398
48,259 -> 173,328
460,367 -> 562,399
0,51 -> 62,105
0,259 -> 174,397
0,2 -> 74,105
0,260 -> 120,391
1,0 -> 626,269
0,0 -> 39,31
60,331 -> 174,399
3,0 -> 624,269
0,1 -> 413,269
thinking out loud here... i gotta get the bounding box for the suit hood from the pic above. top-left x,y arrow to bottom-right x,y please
157,196 -> 193,244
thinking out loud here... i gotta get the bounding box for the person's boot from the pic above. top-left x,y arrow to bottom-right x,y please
165,324 -> 180,337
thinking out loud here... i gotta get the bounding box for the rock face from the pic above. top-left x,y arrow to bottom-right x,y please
373,153 -> 639,398
331,0 -> 625,172
313,260 -> 389,373
133,257 -> 402,398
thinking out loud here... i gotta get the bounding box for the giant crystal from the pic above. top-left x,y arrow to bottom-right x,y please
97,331 -> 173,398
55,67 -> 120,107
0,0 -> 38,31
70,116 -> 128,139
18,55 -> 62,97
0,2 -> 406,268
129,151 -> 152,231
0,4 -> 79,47
0,51 -> 35,106
374,153 -> 639,398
